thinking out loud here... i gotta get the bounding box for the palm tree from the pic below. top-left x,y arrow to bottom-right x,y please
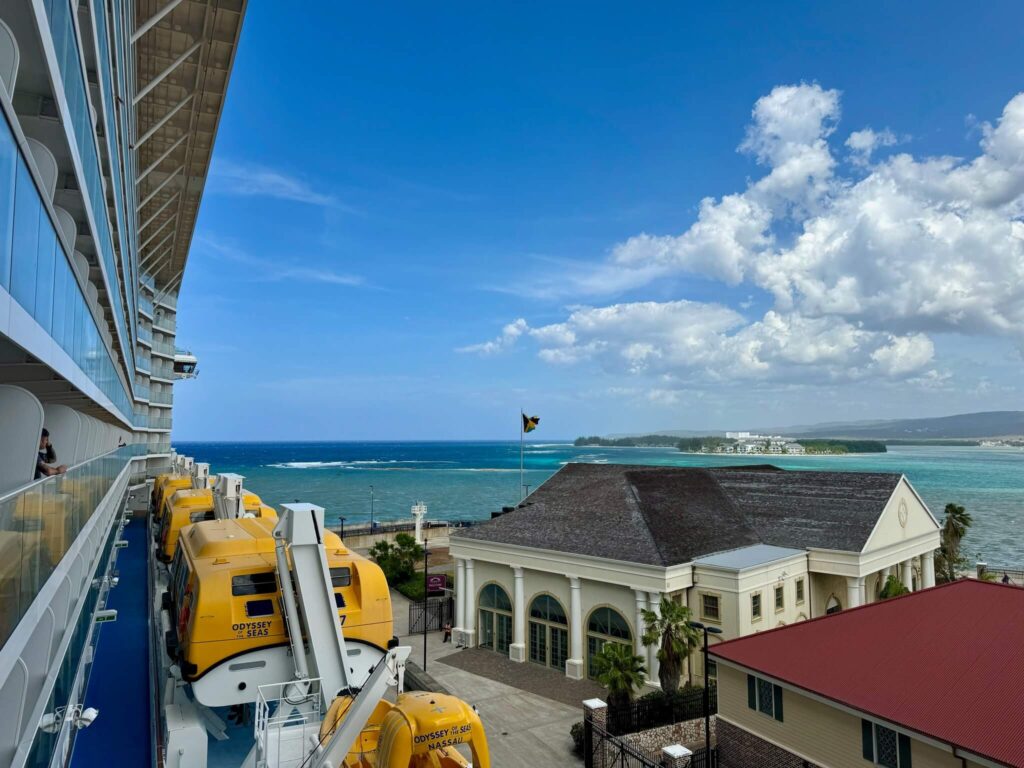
592,642 -> 646,709
936,503 -> 973,583
641,595 -> 702,694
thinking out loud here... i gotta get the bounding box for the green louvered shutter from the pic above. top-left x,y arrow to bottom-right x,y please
772,684 -> 784,722
898,733 -> 912,767
861,720 -> 874,760
747,675 -> 756,709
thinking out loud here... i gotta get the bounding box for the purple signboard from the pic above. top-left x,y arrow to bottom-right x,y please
427,574 -> 446,594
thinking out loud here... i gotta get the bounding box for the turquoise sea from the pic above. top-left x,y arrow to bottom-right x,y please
172,441 -> 1024,565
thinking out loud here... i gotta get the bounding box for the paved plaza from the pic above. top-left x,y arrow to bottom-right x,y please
393,590 -> 587,767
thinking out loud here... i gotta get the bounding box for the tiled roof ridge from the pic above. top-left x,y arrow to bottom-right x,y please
624,465 -> 754,566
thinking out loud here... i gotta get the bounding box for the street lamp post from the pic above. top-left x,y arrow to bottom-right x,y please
339,516 -> 346,541
423,542 -> 429,672
369,485 -> 375,530
688,621 -> 723,758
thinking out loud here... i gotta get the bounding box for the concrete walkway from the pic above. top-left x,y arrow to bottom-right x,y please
393,590 -> 586,767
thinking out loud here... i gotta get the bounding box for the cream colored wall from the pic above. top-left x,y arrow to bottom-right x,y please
717,664 -> 966,768
466,560 -> 638,660
687,557 -> 810,642
864,478 -> 939,553
472,560 -> 514,603
811,572 -> 847,617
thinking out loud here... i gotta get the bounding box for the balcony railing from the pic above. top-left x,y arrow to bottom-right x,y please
0,444 -> 143,652
155,292 -> 177,310
139,296 -> 154,318
134,411 -> 150,428
151,362 -> 174,381
134,383 -> 150,401
135,353 -> 152,373
138,326 -> 152,345
150,389 -> 173,406
150,415 -> 173,430
152,339 -> 176,357
153,312 -> 176,332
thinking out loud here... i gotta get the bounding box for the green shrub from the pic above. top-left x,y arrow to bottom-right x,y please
370,533 -> 424,585
570,721 -> 585,756
396,578 -> 426,602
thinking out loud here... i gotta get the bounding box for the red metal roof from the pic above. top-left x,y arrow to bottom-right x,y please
710,581 -> 1024,767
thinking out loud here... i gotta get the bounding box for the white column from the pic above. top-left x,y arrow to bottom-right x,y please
566,576 -> 584,680
647,591 -> 661,686
922,551 -> 936,588
634,590 -> 647,660
846,576 -> 863,609
510,566 -> 526,662
463,559 -> 476,645
901,559 -> 914,592
454,558 -> 466,633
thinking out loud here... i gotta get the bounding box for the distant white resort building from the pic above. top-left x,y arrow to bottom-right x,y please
449,463 -> 940,686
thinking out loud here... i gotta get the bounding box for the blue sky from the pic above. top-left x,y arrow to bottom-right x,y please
174,1 -> 1024,440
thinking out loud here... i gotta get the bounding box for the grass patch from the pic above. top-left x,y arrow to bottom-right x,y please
396,578 -> 426,602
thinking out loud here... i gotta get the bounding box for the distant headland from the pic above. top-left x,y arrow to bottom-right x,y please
573,434 -> 886,455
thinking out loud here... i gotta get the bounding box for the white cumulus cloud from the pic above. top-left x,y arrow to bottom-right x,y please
462,86 -> 1024,390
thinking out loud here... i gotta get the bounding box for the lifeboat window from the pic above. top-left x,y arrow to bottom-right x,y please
334,593 -> 346,608
245,599 -> 274,618
232,572 -> 278,596
330,567 -> 351,587
189,510 -> 215,523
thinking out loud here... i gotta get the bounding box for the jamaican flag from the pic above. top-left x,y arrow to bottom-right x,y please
522,414 -> 540,433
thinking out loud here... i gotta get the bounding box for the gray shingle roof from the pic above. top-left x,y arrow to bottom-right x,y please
452,463 -> 903,566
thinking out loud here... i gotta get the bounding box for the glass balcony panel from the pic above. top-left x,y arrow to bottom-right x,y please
34,220 -> 56,334
0,445 -> 137,653
11,160 -> 40,314
0,120 -> 15,289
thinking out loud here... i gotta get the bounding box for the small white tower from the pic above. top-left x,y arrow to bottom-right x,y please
411,502 -> 428,544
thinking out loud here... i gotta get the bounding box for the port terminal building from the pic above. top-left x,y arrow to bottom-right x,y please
450,463 -> 940,685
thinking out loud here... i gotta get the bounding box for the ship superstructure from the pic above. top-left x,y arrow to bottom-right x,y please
0,1 -> 244,765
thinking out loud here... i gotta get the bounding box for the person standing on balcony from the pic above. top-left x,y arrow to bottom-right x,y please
36,428 -> 67,479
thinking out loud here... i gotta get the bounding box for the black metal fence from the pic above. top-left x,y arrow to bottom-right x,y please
583,718 -> 718,767
606,685 -> 717,736
584,718 -> 660,768
408,595 -> 454,633
980,564 -> 1024,586
335,520 -> 453,537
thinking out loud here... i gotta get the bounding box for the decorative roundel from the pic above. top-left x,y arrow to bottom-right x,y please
898,499 -> 909,528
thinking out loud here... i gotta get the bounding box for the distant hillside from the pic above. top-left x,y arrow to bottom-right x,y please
789,411 -> 1024,440
616,411 -> 1024,441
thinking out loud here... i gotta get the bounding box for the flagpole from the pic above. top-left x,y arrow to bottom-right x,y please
519,409 -> 524,501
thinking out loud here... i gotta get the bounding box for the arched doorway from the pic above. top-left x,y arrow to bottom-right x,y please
825,594 -> 842,615
586,606 -> 632,680
478,584 -> 512,654
528,594 -> 568,671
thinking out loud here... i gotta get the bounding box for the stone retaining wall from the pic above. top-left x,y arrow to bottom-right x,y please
622,715 -> 716,760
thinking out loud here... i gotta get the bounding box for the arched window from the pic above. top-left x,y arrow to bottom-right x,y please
586,606 -> 632,679
825,594 -> 842,615
528,594 -> 568,671
478,584 -> 512,654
